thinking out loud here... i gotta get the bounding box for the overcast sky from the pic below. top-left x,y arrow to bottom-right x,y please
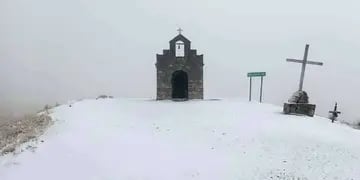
0,0 -> 359,122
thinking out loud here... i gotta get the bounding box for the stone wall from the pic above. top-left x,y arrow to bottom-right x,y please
188,80 -> 203,99
156,61 -> 204,100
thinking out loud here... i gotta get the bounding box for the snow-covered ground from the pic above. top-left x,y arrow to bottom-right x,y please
1,98 -> 360,180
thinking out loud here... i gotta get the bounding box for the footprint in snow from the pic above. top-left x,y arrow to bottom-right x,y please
3,161 -> 20,167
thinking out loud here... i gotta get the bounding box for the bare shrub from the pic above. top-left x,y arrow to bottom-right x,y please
96,95 -> 114,99
0,113 -> 53,155
96,95 -> 108,99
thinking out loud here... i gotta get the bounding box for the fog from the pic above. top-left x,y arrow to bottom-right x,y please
0,0 -> 359,122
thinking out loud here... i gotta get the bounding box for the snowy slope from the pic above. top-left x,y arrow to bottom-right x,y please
1,98 -> 360,180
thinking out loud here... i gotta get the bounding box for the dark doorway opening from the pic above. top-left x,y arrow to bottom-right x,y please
171,70 -> 188,99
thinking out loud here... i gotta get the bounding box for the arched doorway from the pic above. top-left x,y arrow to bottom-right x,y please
171,70 -> 188,99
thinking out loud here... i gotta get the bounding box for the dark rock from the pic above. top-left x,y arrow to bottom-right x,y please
3,147 -> 15,154
96,95 -> 108,99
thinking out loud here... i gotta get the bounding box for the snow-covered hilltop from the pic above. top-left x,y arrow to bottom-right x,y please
1,98 -> 360,179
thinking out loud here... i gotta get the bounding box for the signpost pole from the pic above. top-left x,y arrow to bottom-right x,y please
247,72 -> 266,103
249,77 -> 252,102
260,76 -> 263,103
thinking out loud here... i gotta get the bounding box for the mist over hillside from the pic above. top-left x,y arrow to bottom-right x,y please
1,0 -> 360,123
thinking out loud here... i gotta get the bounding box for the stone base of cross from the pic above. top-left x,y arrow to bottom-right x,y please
284,102 -> 316,117
283,90 -> 316,117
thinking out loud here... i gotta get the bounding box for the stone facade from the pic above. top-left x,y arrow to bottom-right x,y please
156,34 -> 204,100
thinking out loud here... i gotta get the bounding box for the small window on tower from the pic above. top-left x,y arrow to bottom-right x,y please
175,41 -> 185,57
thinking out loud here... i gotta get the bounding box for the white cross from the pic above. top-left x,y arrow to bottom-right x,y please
286,44 -> 324,91
177,28 -> 183,34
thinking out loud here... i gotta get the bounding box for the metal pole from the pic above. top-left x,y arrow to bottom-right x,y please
249,77 -> 252,102
299,44 -> 309,91
260,76 -> 263,103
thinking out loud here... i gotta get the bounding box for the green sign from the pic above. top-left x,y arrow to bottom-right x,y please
247,72 -> 266,77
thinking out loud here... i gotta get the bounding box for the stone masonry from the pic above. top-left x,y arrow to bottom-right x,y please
283,90 -> 316,117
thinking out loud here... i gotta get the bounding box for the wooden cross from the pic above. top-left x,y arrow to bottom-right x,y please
329,102 -> 341,123
329,102 -> 341,114
286,44 -> 324,91
177,28 -> 183,34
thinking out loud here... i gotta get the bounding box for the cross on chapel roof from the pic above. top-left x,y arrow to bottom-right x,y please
177,28 -> 183,34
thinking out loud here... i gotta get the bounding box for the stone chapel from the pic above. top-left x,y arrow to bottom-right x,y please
156,31 -> 204,100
